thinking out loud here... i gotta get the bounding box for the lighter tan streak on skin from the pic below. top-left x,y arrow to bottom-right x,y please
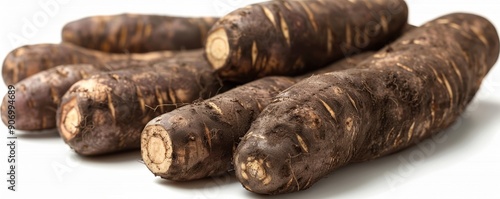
380,14 -> 389,33
168,87 -> 177,104
155,87 -> 164,113
79,70 -> 89,79
396,63 -> 414,72
285,177 -> 294,189
319,98 -> 337,122
436,19 -> 450,24
346,92 -> 358,112
297,1 -> 318,32
280,13 -> 291,46
50,86 -> 60,104
395,129 -> 403,144
296,134 -> 309,153
136,86 -> 146,114
407,121 -> 415,142
262,6 -> 276,27
345,117 -> 353,132
470,24 -> 489,46
208,102 -> 223,115
251,41 -> 258,66
449,60 -> 463,83
256,100 -> 263,111
56,68 -> 68,77
431,93 -> 435,124
431,67 -> 443,84
448,23 -> 461,31
386,127 -> 395,145
133,19 -> 144,46
442,75 -> 454,109
282,1 -> 293,10
327,28 -> 333,54
107,92 -> 116,122
203,123 -> 212,149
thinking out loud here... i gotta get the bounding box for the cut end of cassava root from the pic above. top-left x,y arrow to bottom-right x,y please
205,28 -> 230,70
60,98 -> 81,141
141,125 -> 173,175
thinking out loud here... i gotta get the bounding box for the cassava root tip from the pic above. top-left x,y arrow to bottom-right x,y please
141,125 -> 173,175
205,28 -> 230,70
59,97 -> 81,141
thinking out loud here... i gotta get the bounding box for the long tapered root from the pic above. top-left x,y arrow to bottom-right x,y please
141,125 -> 173,175
205,28 -> 230,70
59,97 -> 81,140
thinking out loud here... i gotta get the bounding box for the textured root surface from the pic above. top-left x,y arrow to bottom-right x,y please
62,14 -> 218,53
234,13 -> 499,194
205,0 -> 408,82
139,52 -> 373,181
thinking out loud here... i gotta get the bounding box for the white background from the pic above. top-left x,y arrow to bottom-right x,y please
1,0 -> 499,198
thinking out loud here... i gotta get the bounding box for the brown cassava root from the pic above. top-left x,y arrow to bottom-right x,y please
0,51 -> 199,130
234,13 -> 499,194
56,51 -> 224,155
205,0 -> 408,82
62,14 -> 218,53
140,52 -> 373,181
2,43 -> 174,85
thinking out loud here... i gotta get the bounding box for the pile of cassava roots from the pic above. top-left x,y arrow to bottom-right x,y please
1,0 -> 499,195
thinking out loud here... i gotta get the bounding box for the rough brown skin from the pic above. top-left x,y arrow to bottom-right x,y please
234,13 -> 499,194
62,14 -> 218,53
140,52 -> 373,181
2,43 -> 174,85
205,0 -> 408,82
0,50 -> 202,131
56,53 -> 224,155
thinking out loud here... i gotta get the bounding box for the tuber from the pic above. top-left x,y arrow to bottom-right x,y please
62,14 -> 218,53
233,13 -> 499,194
2,43 -> 174,85
205,0 -> 408,82
56,52 -> 224,155
140,52 -> 373,181
0,50 -> 200,130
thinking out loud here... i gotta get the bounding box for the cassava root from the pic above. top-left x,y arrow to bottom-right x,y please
62,14 -> 218,53
205,0 -> 408,82
234,13 -> 499,194
140,52 -> 373,181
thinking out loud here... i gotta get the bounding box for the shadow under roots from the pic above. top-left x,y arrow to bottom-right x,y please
16,128 -> 60,139
247,99 -> 500,199
72,150 -> 142,164
155,173 -> 238,190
